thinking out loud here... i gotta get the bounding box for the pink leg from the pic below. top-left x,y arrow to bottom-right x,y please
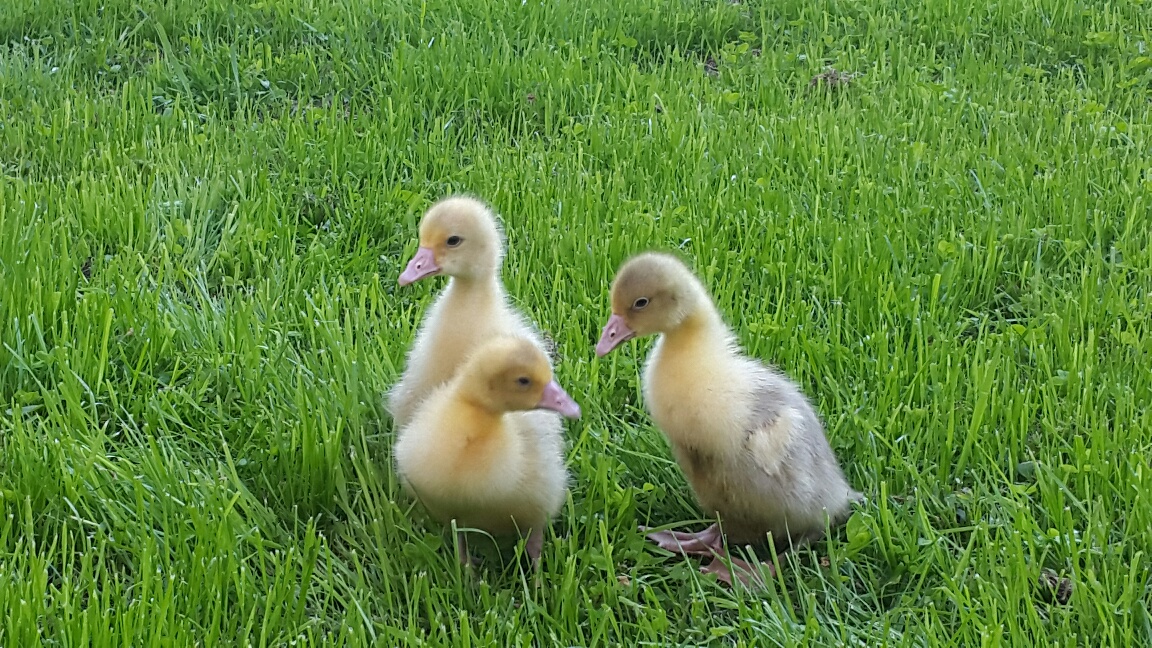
640,523 -> 724,556
700,549 -> 773,588
456,532 -> 479,568
525,527 -> 544,570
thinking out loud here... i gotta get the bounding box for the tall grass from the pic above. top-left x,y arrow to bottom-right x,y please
1,0 -> 1149,644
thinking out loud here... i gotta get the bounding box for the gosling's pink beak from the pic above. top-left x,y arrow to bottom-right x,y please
398,247 -> 440,286
595,313 -> 636,357
536,380 -> 581,419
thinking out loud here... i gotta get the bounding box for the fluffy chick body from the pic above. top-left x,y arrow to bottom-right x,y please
393,336 -> 575,562
395,403 -> 568,536
389,195 -> 547,428
601,252 -> 860,551
644,309 -> 858,547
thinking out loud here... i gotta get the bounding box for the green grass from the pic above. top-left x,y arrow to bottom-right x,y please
1,0 -> 1150,644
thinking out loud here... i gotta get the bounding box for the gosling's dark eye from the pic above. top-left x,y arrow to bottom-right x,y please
446,235 -> 463,247
516,377 -> 531,387
632,297 -> 650,310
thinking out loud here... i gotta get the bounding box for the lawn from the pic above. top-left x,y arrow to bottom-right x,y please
1,0 -> 1150,644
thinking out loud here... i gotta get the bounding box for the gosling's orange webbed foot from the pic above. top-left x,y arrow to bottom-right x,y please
700,551 -> 772,588
640,523 -> 723,556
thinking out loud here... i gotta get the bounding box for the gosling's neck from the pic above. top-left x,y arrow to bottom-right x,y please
448,388 -> 506,438
660,305 -> 732,355
443,265 -> 503,300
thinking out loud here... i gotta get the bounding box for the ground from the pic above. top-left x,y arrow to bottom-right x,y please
1,0 -> 1150,645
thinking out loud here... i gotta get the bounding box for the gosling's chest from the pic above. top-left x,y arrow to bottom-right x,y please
643,346 -> 754,447
645,380 -> 701,430
425,315 -> 498,379
643,362 -> 725,440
